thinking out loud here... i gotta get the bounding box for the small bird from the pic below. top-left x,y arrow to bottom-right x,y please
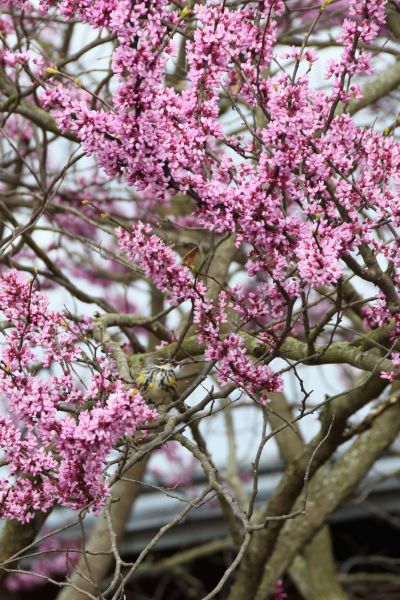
134,362 -> 177,406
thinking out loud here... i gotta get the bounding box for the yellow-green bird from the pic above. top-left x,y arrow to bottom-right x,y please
134,363 -> 177,406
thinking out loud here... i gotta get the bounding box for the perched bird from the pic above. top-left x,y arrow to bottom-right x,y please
134,362 -> 177,406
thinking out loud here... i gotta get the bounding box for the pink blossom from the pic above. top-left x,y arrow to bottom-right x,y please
0,271 -> 156,522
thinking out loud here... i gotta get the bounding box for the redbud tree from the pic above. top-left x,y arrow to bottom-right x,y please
0,0 -> 399,598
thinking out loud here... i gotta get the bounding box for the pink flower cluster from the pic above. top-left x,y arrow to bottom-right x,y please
118,222 -> 194,302
0,49 -> 44,76
326,0 -> 386,100
273,579 -> 287,600
204,333 -> 283,400
295,223 -> 355,288
0,271 -> 156,522
381,352 -> 400,382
